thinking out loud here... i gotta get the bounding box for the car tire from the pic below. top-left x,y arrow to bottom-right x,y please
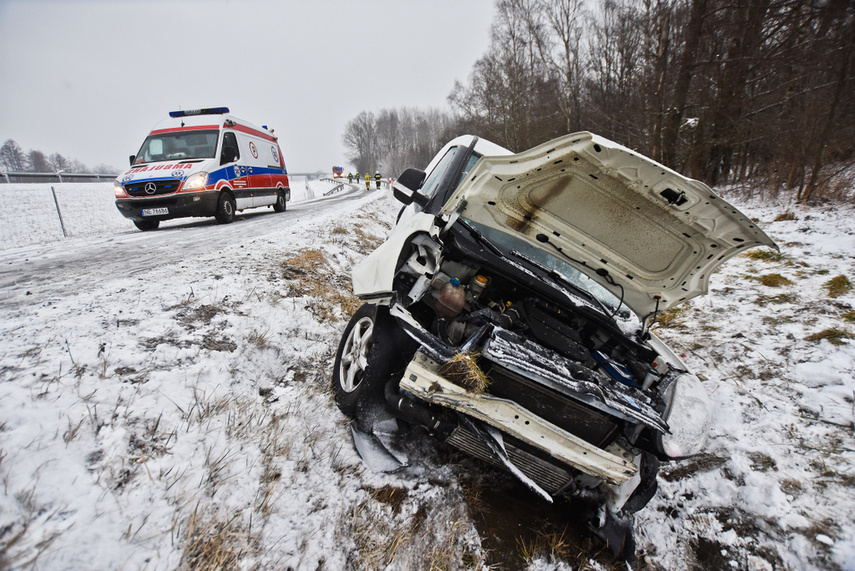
332,304 -> 414,419
273,190 -> 287,212
215,192 -> 236,224
133,219 -> 159,231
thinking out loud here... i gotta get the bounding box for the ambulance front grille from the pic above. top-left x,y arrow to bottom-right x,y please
125,179 -> 182,197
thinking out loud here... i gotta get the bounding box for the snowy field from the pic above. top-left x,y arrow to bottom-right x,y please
0,180 -> 853,570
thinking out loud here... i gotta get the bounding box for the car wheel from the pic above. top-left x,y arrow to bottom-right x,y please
332,304 -> 414,419
215,192 -> 235,224
273,190 -> 287,212
133,219 -> 159,231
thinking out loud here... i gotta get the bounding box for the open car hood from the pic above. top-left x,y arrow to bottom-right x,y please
440,132 -> 778,319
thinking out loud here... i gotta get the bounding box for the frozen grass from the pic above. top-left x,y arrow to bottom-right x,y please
824,275 -> 852,298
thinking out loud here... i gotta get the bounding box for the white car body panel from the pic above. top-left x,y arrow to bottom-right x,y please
351,211 -> 439,299
439,132 -> 777,318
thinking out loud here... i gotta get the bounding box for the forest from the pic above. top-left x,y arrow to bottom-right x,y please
343,0 -> 854,204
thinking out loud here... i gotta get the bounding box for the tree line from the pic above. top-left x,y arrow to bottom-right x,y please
0,139 -> 116,175
344,0 -> 854,204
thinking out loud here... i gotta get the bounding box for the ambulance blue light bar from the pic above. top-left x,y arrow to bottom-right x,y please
169,107 -> 230,118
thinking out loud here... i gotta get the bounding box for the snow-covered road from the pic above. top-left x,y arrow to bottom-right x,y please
0,182 -> 373,307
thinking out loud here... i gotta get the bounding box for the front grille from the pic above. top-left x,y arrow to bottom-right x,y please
124,179 -> 181,197
446,426 -> 574,494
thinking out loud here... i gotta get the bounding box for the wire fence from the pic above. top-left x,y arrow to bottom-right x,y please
0,183 -> 132,251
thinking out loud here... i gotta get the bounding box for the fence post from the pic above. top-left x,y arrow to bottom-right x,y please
50,186 -> 68,238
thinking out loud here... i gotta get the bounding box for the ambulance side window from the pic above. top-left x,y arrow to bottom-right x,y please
220,132 -> 240,165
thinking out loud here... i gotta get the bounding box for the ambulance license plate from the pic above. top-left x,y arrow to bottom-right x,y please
142,207 -> 168,216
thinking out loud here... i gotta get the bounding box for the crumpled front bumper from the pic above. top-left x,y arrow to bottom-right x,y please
399,351 -> 638,486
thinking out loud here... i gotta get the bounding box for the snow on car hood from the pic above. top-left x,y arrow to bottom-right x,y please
440,132 -> 778,319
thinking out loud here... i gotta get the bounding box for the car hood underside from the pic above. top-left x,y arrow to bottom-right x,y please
440,132 -> 778,319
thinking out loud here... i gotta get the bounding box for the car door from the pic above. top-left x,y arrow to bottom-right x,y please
223,131 -> 251,209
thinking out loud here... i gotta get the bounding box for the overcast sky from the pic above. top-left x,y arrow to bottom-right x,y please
0,0 -> 495,173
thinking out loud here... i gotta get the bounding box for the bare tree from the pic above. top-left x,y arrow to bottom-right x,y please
0,139 -> 27,172
343,108 -> 457,177
342,111 -> 379,174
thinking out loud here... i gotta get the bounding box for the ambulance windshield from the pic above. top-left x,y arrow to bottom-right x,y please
135,130 -> 219,164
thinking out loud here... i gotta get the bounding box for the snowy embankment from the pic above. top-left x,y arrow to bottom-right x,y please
0,181 -> 853,570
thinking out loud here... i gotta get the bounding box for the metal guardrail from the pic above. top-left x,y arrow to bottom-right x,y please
1,171 -> 118,183
323,183 -> 346,196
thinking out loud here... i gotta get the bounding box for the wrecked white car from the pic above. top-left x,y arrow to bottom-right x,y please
332,132 -> 777,560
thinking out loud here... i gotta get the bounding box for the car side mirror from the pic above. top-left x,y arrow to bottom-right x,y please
393,167 -> 428,206
129,155 -> 135,166
221,147 -> 237,165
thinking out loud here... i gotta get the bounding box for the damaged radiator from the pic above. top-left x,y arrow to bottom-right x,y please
445,426 -> 575,494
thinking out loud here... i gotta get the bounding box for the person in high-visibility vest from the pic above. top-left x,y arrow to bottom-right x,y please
347,172 -> 353,183
374,171 -> 381,189
365,172 -> 370,190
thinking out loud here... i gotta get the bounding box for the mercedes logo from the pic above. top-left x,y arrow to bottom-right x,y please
144,182 -> 157,195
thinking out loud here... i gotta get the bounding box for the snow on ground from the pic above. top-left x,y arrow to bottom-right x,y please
0,181 -> 853,570
636,194 -> 855,571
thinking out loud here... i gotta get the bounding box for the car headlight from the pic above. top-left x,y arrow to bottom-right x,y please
182,172 -> 208,191
655,373 -> 712,458
113,181 -> 127,198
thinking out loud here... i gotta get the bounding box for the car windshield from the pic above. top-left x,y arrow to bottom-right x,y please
134,130 -> 219,164
464,219 -> 625,312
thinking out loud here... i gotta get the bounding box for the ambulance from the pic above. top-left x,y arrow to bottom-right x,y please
114,107 -> 290,231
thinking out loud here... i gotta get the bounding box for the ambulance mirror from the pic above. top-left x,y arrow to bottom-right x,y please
129,155 -> 135,166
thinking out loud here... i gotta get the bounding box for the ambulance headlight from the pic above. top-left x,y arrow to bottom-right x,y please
182,172 -> 208,191
113,181 -> 127,198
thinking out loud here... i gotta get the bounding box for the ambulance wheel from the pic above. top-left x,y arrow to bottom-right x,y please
273,190 -> 287,212
215,193 -> 236,224
133,220 -> 159,231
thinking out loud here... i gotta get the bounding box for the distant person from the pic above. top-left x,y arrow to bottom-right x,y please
365,172 -> 370,190
347,172 -> 353,183
374,171 -> 381,189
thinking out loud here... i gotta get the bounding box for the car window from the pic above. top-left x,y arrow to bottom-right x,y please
419,146 -> 458,199
221,132 -> 240,162
455,153 -> 481,188
135,130 -> 219,163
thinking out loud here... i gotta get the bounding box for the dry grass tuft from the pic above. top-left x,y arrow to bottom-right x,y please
653,306 -> 689,329
179,508 -> 257,571
440,353 -> 490,393
353,226 -> 384,254
280,249 -> 360,321
743,249 -> 786,262
281,249 -> 329,278
363,484 -> 409,515
805,327 -> 853,345
774,211 -> 797,222
824,275 -> 852,298
755,273 -> 794,287
343,502 -> 413,569
754,293 -> 798,306
246,329 -> 270,350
